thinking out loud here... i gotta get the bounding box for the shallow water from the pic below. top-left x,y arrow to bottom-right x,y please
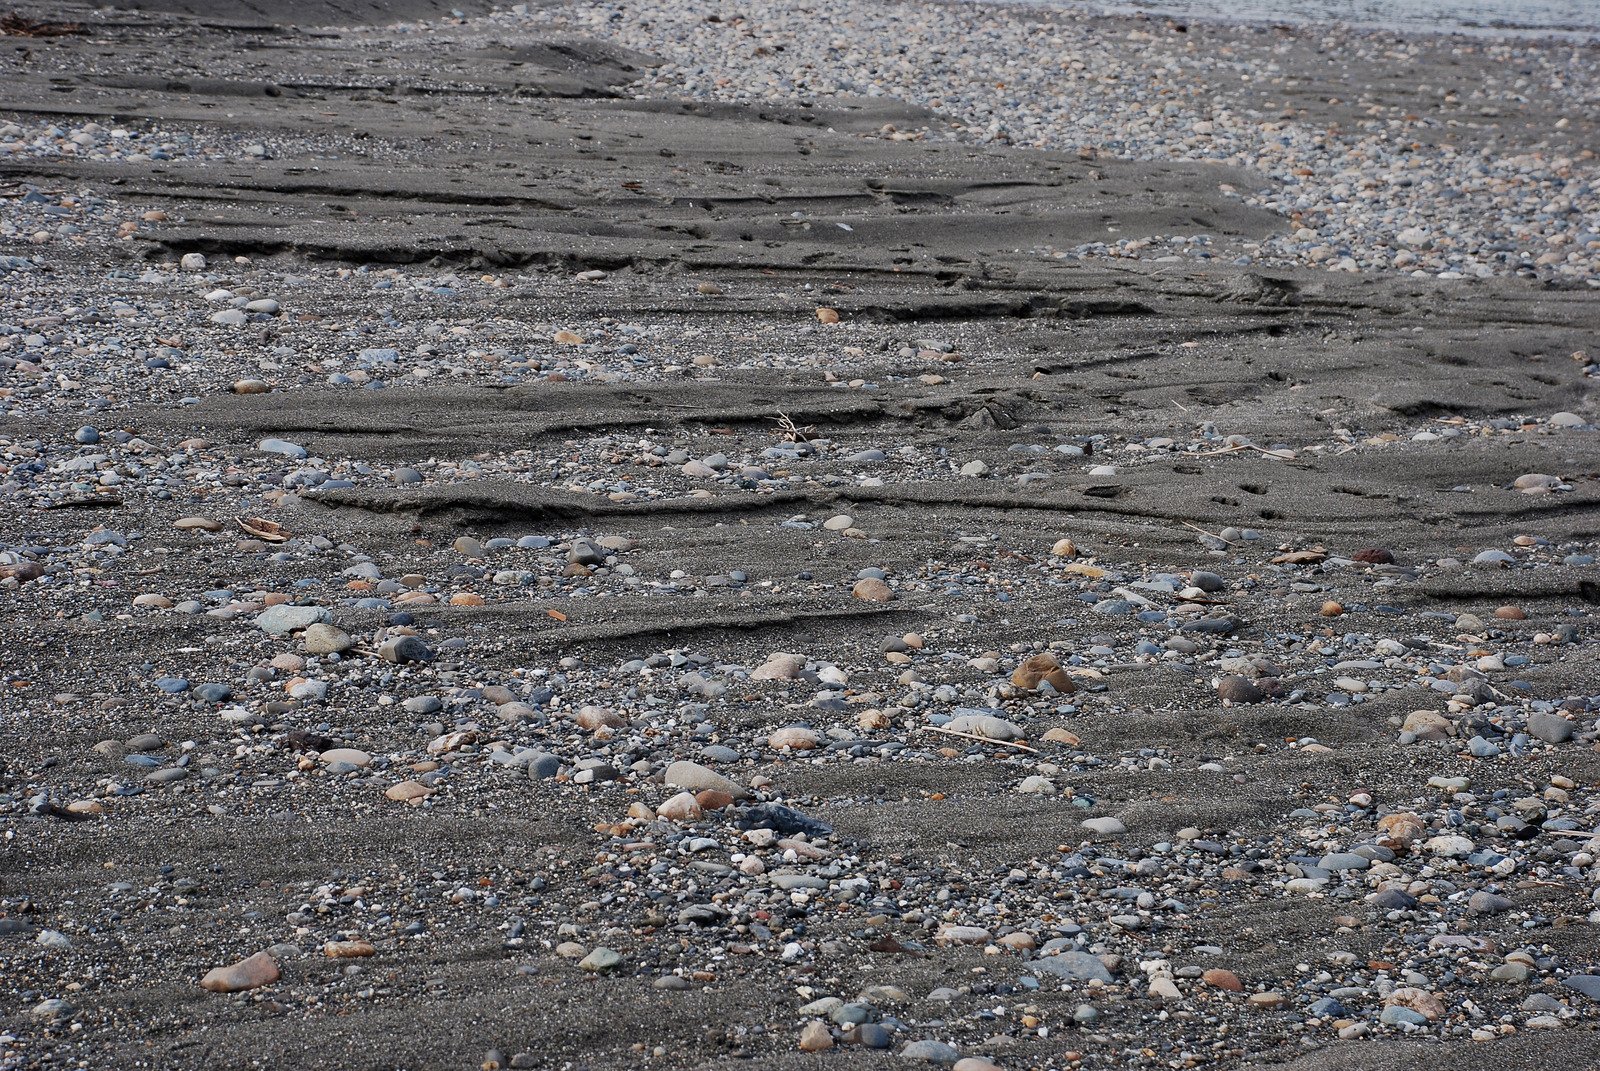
1026,0 -> 1600,37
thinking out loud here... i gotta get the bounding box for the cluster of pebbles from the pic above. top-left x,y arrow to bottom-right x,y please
509,0 -> 1600,284
4,246 -> 1600,1070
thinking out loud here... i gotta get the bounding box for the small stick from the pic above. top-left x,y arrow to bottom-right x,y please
1179,519 -> 1235,545
925,726 -> 1040,753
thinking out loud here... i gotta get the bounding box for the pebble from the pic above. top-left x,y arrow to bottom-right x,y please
199,951 -> 280,993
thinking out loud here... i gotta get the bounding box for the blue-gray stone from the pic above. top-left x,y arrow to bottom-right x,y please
257,438 -> 308,459
1379,1006 -> 1428,1026
899,1040 -> 959,1065
254,604 -> 330,635
1032,950 -> 1113,982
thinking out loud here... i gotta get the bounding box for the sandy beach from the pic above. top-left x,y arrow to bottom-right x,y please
1,0 -> 1597,1068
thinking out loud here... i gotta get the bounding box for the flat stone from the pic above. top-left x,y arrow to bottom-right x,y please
1527,710 -> 1575,743
1216,675 -> 1264,704
943,713 -> 1025,742
663,760 -> 750,799
934,925 -> 992,945
852,577 -> 894,602
579,947 -> 622,972
798,1020 -> 834,1052
385,780 -> 430,802
1562,975 -> 1600,1001
769,726 -> 822,750
900,1040 -> 960,1065
300,623 -> 353,654
1032,950 -> 1113,982
1203,968 -> 1243,991
254,604 -> 330,636
199,951 -> 280,993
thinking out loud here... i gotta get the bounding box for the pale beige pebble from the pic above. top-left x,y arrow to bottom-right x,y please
885,651 -> 911,665
778,838 -> 830,860
132,593 -> 173,608
1513,473 -> 1564,492
317,747 -> 371,767
663,760 -> 751,799
384,780 -> 430,803
935,924 -> 992,945
851,577 -> 893,602
1402,709 -> 1453,740
65,799 -> 105,816
695,281 -> 723,296
798,1020 -> 834,1052
1149,977 -> 1182,1000
952,1060 -> 1003,1071
1050,538 -> 1078,557
769,726 -> 821,750
554,942 -> 587,960
232,379 -> 271,394
903,633 -> 924,649
553,330 -> 584,344
751,653 -> 805,680
426,730 -> 476,754
323,940 -> 375,959
627,802 -> 655,820
269,652 -> 304,672
656,791 -> 704,822
1247,992 -> 1288,1010
173,516 -> 222,532
1385,987 -> 1446,1020
857,709 -> 891,730
823,514 -> 854,531
574,705 -> 625,731
995,932 -> 1035,951
815,307 -> 840,325
199,951 -> 279,993
1042,728 -> 1082,747
300,623 -> 354,655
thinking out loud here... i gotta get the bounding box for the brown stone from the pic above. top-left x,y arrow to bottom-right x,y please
851,578 -> 893,603
574,705 -> 625,731
798,1020 -> 833,1052
1011,653 -> 1076,693
695,790 -> 735,811
1202,968 -> 1244,992
385,780 -> 430,803
199,951 -> 280,993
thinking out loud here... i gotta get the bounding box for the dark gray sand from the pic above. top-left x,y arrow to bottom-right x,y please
0,1 -> 1597,1069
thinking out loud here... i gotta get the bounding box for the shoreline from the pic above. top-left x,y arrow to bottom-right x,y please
990,0 -> 1600,44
